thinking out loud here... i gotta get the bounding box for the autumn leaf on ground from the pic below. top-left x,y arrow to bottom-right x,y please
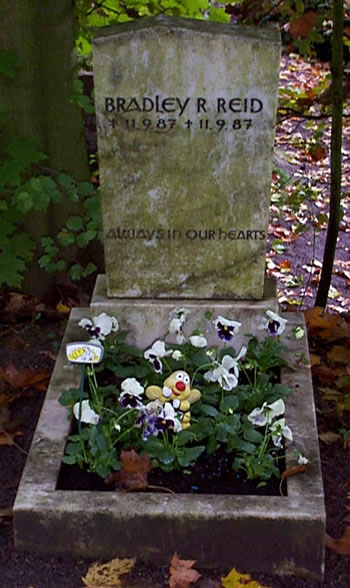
327,345 -> 350,366
305,308 -> 350,341
221,568 -> 270,588
169,553 -> 201,588
0,292 -> 44,323
0,362 -> 49,392
319,431 -> 342,445
81,556 -> 135,587
56,299 -> 71,314
325,527 -> 350,555
312,365 -> 346,386
104,449 -> 152,491
0,428 -> 23,446
309,353 -> 321,367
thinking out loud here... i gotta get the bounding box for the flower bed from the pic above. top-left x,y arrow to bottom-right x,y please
59,308 -> 309,492
13,308 -> 325,576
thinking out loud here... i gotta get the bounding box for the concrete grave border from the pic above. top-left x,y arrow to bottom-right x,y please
14,308 -> 325,579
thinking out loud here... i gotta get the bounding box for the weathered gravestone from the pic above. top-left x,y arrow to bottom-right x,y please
92,16 -> 281,300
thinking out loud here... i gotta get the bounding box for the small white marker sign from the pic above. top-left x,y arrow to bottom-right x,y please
66,342 -> 104,364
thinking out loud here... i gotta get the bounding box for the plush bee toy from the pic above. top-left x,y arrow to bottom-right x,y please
145,370 -> 201,429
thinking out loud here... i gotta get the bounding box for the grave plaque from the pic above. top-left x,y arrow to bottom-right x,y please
93,16 -> 281,299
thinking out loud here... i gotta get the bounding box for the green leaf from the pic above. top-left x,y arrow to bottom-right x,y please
14,192 -> 33,213
96,463 -> 110,478
0,251 -> 26,287
57,230 -> 75,246
209,6 -> 230,23
58,173 -> 75,191
66,215 -> 83,231
77,181 -> 94,196
76,229 -> 97,247
69,264 -> 83,281
222,395 -> 239,411
178,445 -> 205,467
62,455 -> 77,465
10,233 -> 35,260
243,427 -> 264,444
200,404 -> 220,418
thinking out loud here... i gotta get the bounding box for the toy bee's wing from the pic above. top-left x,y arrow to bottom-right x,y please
145,385 -> 163,400
188,388 -> 201,404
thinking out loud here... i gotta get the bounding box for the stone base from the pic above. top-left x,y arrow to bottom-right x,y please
14,308 -> 325,578
90,274 -> 279,349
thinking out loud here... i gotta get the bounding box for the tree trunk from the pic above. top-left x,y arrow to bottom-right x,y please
315,0 -> 344,308
0,0 -> 89,294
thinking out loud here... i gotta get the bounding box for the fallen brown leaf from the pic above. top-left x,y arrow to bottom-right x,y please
0,362 -> 49,391
0,428 -> 23,446
305,307 -> 350,341
169,553 -> 201,588
327,345 -> 350,366
325,526 -> 350,555
313,365 -> 346,386
319,431 -> 342,445
105,449 -> 152,491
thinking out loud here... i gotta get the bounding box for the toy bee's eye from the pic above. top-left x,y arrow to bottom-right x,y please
176,372 -> 184,381
184,374 -> 190,385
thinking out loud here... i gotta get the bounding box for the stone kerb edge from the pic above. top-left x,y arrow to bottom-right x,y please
13,308 -> 325,578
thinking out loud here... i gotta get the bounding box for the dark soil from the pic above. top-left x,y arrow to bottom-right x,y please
57,445 -> 285,496
0,317 -> 350,587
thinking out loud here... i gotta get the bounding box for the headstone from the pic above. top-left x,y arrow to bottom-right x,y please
92,16 -> 281,300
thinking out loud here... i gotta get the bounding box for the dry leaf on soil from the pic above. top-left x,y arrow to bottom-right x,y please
325,527 -> 350,555
169,553 -> 201,588
221,567 -> 271,588
305,308 -> 350,341
81,557 -> 135,587
0,362 -> 49,391
104,449 -> 152,491
327,345 -> 350,366
319,431 -> 342,445
0,429 -> 23,446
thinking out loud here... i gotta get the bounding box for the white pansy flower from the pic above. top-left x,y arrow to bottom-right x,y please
171,350 -> 183,361
258,310 -> 287,337
214,316 -> 241,342
247,404 -> 267,427
160,402 -> 182,433
190,335 -> 208,348
144,340 -> 172,373
78,312 -> 119,341
119,378 -> 144,409
248,399 -> 285,427
270,418 -> 293,448
169,307 -> 191,321
168,307 -> 191,344
121,377 -> 144,397
73,400 -> 100,425
204,348 -> 246,391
